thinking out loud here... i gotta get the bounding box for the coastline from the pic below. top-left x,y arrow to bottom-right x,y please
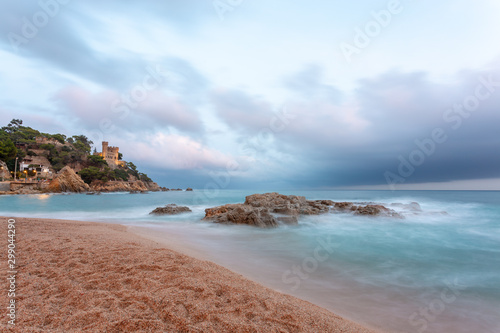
1,216 -> 378,332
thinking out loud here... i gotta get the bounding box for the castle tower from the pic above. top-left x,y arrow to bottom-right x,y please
102,141 -> 109,160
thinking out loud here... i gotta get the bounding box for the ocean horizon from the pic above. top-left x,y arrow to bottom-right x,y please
2,189 -> 499,333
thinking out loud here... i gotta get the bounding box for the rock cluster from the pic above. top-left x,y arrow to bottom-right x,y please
203,192 -> 402,228
204,204 -> 279,228
90,180 -> 149,192
47,166 -> 90,193
150,204 -> 192,215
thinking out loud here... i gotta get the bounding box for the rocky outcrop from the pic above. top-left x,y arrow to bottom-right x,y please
150,204 -> 192,215
186,188 -> 193,191
0,160 -> 12,180
204,204 -> 278,228
90,180 -> 149,192
47,166 -> 90,193
203,192 -> 402,228
144,182 -> 161,192
9,183 -> 42,194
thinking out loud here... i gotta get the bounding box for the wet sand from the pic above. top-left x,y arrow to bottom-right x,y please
0,217 -> 378,332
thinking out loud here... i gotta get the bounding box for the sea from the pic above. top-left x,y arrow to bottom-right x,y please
1,190 -> 499,333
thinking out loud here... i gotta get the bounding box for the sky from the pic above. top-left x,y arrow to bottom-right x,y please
1,0 -> 500,190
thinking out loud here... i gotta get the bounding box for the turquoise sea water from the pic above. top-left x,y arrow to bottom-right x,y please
1,190 -> 499,333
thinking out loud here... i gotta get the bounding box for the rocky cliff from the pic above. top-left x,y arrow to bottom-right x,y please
0,160 -> 12,180
46,166 -> 90,193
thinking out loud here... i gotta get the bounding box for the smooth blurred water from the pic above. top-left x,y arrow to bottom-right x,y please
1,190 -> 499,333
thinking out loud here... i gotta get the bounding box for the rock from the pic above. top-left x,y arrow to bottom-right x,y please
0,160 -> 12,180
203,193 -> 402,228
351,204 -> 401,217
276,216 -> 299,225
150,204 -> 192,215
90,180 -> 149,192
186,188 -> 193,191
244,193 -> 332,215
47,166 -> 90,193
145,182 -> 161,192
204,204 -> 278,228
86,191 -> 101,195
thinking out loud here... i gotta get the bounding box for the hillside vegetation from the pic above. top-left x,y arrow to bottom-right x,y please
0,119 -> 152,184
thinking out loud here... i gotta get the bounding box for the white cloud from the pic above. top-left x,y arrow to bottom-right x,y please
118,132 -> 234,171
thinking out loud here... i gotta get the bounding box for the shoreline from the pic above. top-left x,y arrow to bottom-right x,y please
1,216 -> 379,332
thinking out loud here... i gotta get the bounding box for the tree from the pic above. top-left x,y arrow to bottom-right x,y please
2,119 -> 22,134
78,167 -> 103,184
87,155 -> 108,168
112,168 -> 129,181
50,133 -> 66,144
72,135 -> 93,155
0,139 -> 17,162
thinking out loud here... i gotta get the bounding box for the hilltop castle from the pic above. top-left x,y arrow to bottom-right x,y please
97,141 -> 125,168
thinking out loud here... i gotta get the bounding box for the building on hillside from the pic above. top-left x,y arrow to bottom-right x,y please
19,156 -> 52,177
95,141 -> 125,168
35,136 -> 68,147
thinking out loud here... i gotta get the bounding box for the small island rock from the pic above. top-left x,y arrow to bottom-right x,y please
150,204 -> 192,215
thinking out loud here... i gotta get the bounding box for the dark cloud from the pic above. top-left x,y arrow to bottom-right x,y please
217,65 -> 500,187
289,67 -> 500,187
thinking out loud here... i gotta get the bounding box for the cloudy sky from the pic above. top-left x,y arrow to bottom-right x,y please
1,0 -> 500,190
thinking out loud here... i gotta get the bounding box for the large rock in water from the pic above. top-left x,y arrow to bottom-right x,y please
204,204 -> 278,228
150,204 -> 192,215
47,166 -> 90,193
203,192 -> 402,228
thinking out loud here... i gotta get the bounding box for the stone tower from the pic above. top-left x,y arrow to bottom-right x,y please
102,141 -> 109,160
101,141 -> 120,166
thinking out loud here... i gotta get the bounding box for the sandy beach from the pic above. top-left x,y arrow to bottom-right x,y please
1,216 -> 377,332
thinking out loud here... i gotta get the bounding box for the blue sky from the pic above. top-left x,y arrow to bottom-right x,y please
1,0 -> 500,189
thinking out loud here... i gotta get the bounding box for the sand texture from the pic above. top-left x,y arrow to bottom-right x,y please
0,217 -> 377,332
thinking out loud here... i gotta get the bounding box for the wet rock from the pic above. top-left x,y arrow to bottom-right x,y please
203,192 -> 402,228
276,216 -> 299,225
150,204 -> 192,215
351,204 -> 402,217
203,204 -> 278,228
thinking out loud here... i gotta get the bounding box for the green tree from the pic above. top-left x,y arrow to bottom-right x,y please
87,155 -> 108,168
112,168 -> 129,181
0,139 -> 17,161
50,134 -> 66,144
78,167 -> 104,184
